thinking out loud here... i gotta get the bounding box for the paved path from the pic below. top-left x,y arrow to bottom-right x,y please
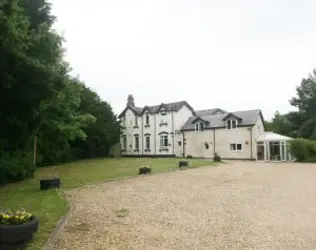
55,162 -> 316,250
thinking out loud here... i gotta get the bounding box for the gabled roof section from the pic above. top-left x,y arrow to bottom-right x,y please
191,116 -> 209,124
140,106 -> 153,115
118,105 -> 142,118
181,109 -> 262,131
222,113 -> 242,121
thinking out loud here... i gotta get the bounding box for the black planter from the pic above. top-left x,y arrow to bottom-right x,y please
139,167 -> 151,175
40,178 -> 60,190
179,160 -> 188,168
0,216 -> 38,245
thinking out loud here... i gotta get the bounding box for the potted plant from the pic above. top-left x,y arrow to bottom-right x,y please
0,209 -> 38,245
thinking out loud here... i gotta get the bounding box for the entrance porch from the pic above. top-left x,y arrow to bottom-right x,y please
256,132 -> 292,162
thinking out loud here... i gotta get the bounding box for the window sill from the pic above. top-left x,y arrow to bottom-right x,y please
121,149 -> 126,152
134,149 -> 140,152
144,149 -> 151,152
133,125 -> 139,129
159,123 -> 168,127
159,147 -> 169,152
144,125 -> 150,128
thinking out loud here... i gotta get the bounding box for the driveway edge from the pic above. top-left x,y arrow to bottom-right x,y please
43,190 -> 71,250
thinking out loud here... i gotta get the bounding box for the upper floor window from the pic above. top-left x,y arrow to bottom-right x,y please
121,117 -> 126,126
227,120 -> 237,129
135,116 -> 138,126
195,122 -> 204,131
146,115 -> 150,125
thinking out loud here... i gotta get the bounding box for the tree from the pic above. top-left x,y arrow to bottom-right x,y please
266,111 -> 293,136
289,70 -> 316,139
0,0 -> 120,184
70,85 -> 120,159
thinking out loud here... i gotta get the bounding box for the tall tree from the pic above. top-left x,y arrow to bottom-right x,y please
70,85 -> 120,158
290,70 -> 316,139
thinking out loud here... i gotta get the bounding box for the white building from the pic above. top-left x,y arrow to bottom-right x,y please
118,95 -> 292,161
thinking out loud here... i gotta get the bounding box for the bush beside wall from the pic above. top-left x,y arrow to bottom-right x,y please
290,138 -> 316,162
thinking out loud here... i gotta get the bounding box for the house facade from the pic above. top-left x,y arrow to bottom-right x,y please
119,95 -> 266,160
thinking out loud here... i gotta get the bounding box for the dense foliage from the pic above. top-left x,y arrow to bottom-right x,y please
266,70 -> 316,140
0,0 -> 120,184
290,138 -> 316,162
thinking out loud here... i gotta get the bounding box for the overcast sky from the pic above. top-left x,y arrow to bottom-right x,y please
51,0 -> 316,120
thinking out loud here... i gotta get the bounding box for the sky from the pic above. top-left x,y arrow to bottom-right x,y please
50,0 -> 316,120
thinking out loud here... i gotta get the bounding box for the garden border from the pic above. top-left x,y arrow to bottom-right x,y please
43,190 -> 71,250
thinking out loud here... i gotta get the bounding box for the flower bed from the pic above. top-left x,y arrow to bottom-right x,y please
0,210 -> 38,245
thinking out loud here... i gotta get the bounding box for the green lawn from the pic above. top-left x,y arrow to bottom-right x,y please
0,158 -> 215,250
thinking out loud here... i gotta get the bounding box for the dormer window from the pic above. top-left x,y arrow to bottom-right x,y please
227,120 -> 237,129
195,122 -> 205,131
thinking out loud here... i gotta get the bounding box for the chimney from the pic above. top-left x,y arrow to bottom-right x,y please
127,94 -> 135,107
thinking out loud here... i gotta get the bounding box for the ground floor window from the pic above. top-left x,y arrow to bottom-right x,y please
160,135 -> 168,147
134,136 -> 139,150
230,143 -> 242,151
121,136 -> 126,150
145,136 -> 150,149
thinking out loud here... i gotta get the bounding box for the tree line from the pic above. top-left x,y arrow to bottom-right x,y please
266,69 -> 316,140
0,0 -> 120,184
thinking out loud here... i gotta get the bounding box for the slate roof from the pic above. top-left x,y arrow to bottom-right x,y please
118,101 -> 195,118
181,109 -> 262,130
195,108 -> 227,116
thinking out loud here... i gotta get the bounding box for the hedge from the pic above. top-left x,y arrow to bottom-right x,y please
290,138 -> 316,162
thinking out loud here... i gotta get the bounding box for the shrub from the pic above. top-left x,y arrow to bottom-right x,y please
0,209 -> 33,225
214,152 -> 221,162
0,151 -> 35,185
186,155 -> 193,159
290,138 -> 316,162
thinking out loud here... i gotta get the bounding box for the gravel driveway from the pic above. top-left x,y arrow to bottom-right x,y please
55,162 -> 316,250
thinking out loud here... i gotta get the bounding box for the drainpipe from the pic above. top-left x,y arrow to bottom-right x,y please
141,115 -> 144,156
154,113 -> 156,155
182,131 -> 185,158
172,111 -> 175,156
213,129 -> 216,157
250,127 -> 253,159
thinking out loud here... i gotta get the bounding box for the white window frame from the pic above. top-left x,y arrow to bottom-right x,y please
200,122 -> 204,131
145,136 -> 150,149
135,116 -> 138,126
195,122 -> 205,131
145,115 -> 150,125
230,143 -> 242,151
227,119 -> 238,129
134,136 -> 139,150
160,135 -> 168,147
121,117 -> 126,126
195,123 -> 199,131
122,136 -> 126,150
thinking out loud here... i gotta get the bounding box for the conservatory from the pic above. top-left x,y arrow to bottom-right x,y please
256,132 -> 293,162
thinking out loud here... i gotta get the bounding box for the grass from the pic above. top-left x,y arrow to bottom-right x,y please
0,157 -> 215,249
